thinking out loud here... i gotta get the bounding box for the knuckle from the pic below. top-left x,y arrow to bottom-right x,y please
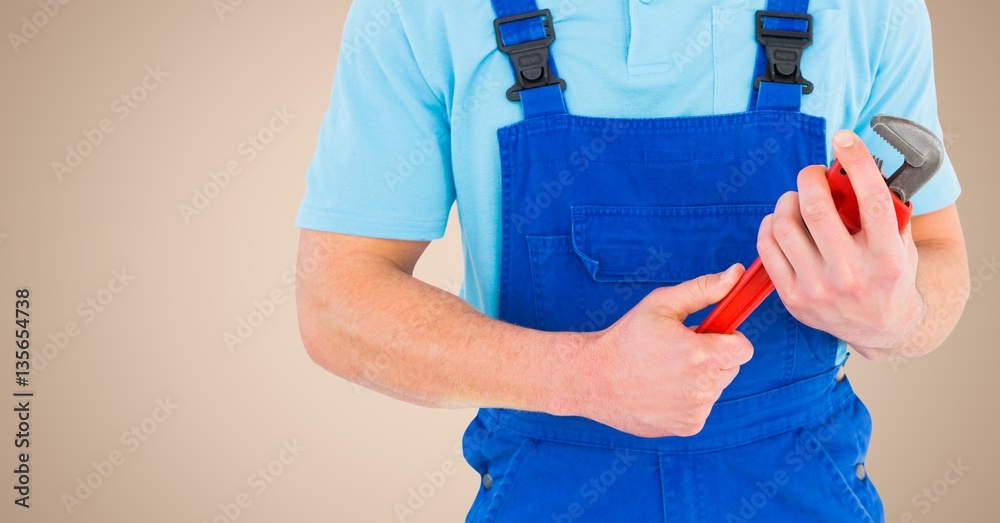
801,200 -> 832,224
715,338 -> 750,366
880,258 -> 907,280
645,286 -> 669,301
838,274 -> 863,295
675,425 -> 699,438
778,190 -> 799,206
772,215 -> 797,240
685,376 -> 714,406
693,388 -> 715,406
781,289 -> 803,310
693,274 -> 713,298
861,192 -> 893,219
804,280 -> 830,299
734,336 -> 754,359
756,234 -> 773,255
683,420 -> 708,437
798,165 -> 826,185
847,154 -> 875,171
688,348 -> 710,366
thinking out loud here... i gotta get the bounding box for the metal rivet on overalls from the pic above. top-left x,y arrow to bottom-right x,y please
855,463 -> 867,481
639,0 -> 653,4
836,366 -> 847,382
482,473 -> 493,490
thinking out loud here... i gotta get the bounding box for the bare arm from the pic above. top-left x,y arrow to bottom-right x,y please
295,229 -> 754,438
295,230 -> 581,413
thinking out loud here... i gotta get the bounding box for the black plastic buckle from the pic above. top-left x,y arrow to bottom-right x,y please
754,10 -> 814,94
494,9 -> 566,102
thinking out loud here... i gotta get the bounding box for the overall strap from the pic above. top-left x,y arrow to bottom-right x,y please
491,0 -> 568,119
750,0 -> 813,112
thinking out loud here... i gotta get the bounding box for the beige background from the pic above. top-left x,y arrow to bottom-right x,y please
1,1 -> 997,522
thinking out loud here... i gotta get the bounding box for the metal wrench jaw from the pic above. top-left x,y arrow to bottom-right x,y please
871,114 -> 946,203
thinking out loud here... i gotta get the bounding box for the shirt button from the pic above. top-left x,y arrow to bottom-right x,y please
482,473 -> 493,490
836,366 -> 847,382
855,463 -> 867,481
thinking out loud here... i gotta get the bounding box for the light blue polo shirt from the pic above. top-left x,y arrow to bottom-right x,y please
297,0 -> 960,345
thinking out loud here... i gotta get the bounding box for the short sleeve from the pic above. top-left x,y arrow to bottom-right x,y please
852,0 -> 960,216
296,1 -> 455,240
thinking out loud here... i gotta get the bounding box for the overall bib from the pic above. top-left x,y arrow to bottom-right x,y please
463,1 -> 884,521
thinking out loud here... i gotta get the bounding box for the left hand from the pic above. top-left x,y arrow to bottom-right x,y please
757,130 -> 924,359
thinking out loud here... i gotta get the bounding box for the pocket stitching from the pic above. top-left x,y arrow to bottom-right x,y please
570,204 -> 773,282
482,439 -> 538,523
805,426 -> 877,522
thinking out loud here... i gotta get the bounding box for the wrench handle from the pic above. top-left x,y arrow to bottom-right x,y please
694,257 -> 774,334
695,160 -> 912,334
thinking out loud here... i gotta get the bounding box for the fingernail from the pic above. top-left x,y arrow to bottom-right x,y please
720,264 -> 739,283
834,131 -> 855,148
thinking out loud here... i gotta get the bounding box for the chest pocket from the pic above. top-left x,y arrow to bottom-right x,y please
525,204 -> 797,400
712,7 -> 849,121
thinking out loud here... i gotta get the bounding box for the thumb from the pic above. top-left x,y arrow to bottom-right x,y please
655,264 -> 744,321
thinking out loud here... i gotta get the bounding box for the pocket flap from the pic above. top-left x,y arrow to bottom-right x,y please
570,205 -> 773,282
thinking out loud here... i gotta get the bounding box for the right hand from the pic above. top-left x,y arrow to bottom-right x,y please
575,264 -> 754,438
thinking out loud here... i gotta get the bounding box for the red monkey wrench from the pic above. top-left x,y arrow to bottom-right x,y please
696,115 -> 946,335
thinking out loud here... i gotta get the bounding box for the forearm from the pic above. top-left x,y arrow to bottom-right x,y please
297,248 -> 591,414
853,238 -> 970,360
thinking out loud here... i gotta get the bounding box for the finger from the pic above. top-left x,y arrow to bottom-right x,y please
709,333 -> 754,370
649,264 -> 745,321
771,192 -> 822,278
832,130 -> 901,252
901,221 -> 919,265
715,367 -> 740,391
757,214 -> 796,284
796,165 -> 853,259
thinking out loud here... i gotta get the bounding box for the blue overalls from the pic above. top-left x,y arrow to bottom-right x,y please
462,1 -> 884,521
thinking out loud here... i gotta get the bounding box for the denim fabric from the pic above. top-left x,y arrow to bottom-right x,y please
464,0 -> 884,521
